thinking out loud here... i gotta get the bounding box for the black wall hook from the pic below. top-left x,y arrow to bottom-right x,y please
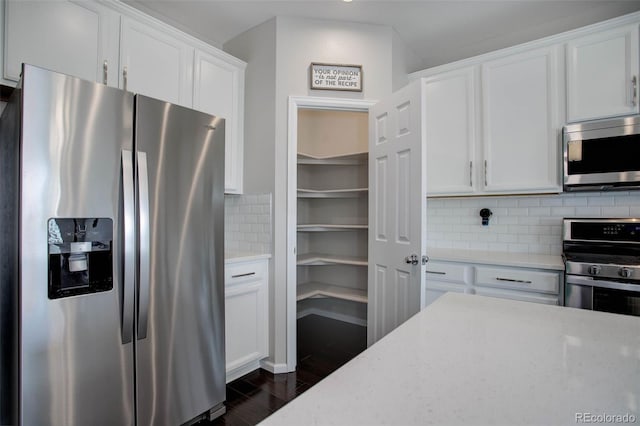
480,208 -> 493,226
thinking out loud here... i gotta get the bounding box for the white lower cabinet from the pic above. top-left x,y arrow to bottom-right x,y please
425,260 -> 562,307
425,261 -> 472,305
474,265 -> 561,305
225,258 -> 269,383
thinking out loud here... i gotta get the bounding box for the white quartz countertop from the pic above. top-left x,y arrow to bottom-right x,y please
428,247 -> 564,270
224,252 -> 271,263
259,293 -> 640,426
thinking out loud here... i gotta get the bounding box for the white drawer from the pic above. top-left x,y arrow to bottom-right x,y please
425,261 -> 469,284
225,259 -> 267,286
474,266 -> 559,295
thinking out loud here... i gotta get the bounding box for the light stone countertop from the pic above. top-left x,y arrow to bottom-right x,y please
428,248 -> 565,270
224,252 -> 271,263
259,293 -> 640,426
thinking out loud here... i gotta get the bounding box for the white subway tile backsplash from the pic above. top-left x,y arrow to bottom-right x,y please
574,207 -> 602,216
517,197 -> 541,207
601,206 -> 630,217
427,192 -> 640,256
225,193 -> 272,254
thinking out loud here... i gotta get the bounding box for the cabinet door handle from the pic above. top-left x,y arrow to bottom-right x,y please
496,277 -> 532,284
484,160 -> 488,187
232,272 -> 256,278
632,76 -> 637,107
469,161 -> 473,187
103,60 -> 108,85
426,270 -> 446,275
123,66 -> 128,91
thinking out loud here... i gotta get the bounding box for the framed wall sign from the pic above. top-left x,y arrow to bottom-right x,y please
310,63 -> 363,92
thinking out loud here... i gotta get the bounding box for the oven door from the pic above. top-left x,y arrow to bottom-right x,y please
565,274 -> 640,316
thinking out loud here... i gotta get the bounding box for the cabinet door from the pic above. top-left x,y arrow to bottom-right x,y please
482,46 -> 562,194
119,17 -> 194,107
567,24 -> 640,122
4,0 -> 119,85
193,50 -> 246,194
424,67 -> 478,196
225,260 -> 268,380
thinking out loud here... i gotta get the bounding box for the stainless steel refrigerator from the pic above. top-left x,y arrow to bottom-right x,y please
0,64 -> 226,426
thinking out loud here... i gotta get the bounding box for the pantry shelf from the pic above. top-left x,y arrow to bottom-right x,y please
297,188 -> 368,198
297,224 -> 368,232
297,253 -> 368,266
297,282 -> 367,304
297,152 -> 368,165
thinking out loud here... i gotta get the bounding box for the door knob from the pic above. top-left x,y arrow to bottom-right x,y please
405,254 -> 419,265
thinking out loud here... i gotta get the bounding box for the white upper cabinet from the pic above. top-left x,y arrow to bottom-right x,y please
423,46 -> 562,196
566,24 -> 640,122
3,0 -> 119,85
481,46 -> 562,194
119,17 -> 194,108
424,67 -> 478,196
193,50 -> 246,194
3,1 -> 246,194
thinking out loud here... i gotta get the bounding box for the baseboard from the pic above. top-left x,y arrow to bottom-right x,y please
297,307 -> 367,327
226,360 -> 262,383
260,359 -> 292,374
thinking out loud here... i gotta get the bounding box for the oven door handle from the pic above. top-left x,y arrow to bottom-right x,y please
566,275 -> 640,293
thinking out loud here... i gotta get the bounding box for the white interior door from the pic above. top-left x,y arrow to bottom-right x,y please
368,80 -> 426,346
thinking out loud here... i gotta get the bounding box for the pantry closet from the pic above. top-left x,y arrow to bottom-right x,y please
287,97 -> 376,367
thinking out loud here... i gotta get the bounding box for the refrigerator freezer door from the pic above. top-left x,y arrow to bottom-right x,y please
18,65 -> 136,425
134,95 -> 226,425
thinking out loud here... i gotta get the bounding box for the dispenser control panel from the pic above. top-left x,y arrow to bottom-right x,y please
47,218 -> 113,299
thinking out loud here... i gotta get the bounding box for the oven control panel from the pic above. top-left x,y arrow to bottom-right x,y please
564,219 -> 640,243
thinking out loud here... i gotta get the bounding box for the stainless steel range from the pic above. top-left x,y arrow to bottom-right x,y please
563,218 -> 640,317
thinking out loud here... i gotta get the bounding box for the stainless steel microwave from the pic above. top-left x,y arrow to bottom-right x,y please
563,115 -> 640,191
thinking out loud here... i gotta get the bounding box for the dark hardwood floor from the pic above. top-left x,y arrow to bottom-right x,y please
199,314 -> 367,426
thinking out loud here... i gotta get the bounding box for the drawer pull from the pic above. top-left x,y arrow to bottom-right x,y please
426,270 -> 446,275
496,277 -> 532,284
232,272 -> 256,278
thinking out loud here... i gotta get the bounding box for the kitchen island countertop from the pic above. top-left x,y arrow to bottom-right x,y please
259,293 -> 640,426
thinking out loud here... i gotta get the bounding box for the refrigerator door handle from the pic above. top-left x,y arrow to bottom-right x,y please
137,151 -> 151,340
121,150 -> 135,344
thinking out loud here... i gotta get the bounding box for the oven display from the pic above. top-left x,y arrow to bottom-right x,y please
571,222 -> 640,242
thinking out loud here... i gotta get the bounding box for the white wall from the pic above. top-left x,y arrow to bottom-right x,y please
224,18 -> 280,367
428,192 -> 640,255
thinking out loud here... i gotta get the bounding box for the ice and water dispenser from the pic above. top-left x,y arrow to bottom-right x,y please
47,218 -> 113,299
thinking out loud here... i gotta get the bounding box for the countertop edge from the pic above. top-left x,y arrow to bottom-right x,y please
427,248 -> 564,271
225,253 -> 272,263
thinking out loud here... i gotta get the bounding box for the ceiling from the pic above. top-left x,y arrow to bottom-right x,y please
125,0 -> 640,71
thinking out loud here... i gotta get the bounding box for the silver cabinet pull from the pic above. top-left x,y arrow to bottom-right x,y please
484,160 -> 488,187
123,66 -> 128,91
632,76 -> 637,107
232,272 -> 256,278
496,277 -> 532,284
426,270 -> 446,275
103,60 -> 108,85
469,161 -> 473,187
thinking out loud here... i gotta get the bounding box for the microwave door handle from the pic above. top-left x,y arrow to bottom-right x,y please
566,275 -> 640,293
